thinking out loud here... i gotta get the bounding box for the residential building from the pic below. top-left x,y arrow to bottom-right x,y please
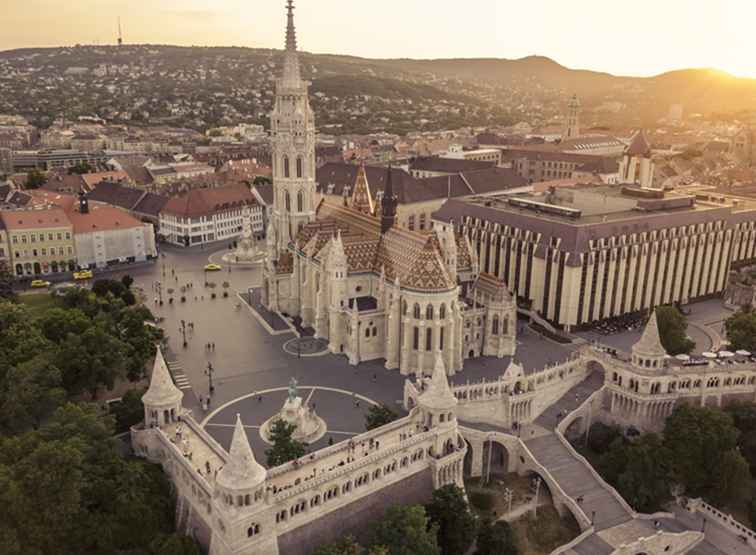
68,195 -> 157,269
1,208 -> 76,276
159,185 -> 262,247
408,156 -> 495,179
501,148 -> 609,183
11,149 -> 110,171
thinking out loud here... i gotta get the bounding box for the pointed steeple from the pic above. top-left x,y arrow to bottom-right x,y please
351,163 -> 375,215
216,414 -> 267,492
626,129 -> 652,158
380,164 -> 397,234
419,354 -> 458,411
142,345 -> 182,407
281,0 -> 301,86
632,310 -> 667,365
331,229 -> 346,262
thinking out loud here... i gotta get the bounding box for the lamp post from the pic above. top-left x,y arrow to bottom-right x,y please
180,320 -> 187,348
532,476 -> 542,518
502,487 -> 513,516
205,362 -> 215,395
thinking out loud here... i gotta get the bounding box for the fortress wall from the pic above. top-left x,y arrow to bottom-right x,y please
276,468 -> 435,555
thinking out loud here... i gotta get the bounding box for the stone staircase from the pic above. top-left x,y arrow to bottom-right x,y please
525,433 -> 632,532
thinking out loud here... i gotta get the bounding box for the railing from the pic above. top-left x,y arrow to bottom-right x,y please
548,527 -> 596,555
268,412 -> 418,480
271,429 -> 437,503
687,498 -> 756,548
555,386 -> 637,518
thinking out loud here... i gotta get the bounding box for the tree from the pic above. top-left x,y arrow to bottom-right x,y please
25,169 -> 46,189
586,422 -> 621,454
313,535 -> 365,555
426,485 -> 477,555
0,262 -> 16,302
121,274 -> 134,289
365,404 -> 398,431
368,505 -> 440,555
67,162 -> 93,175
476,519 -> 518,555
0,354 -> 66,432
111,388 -> 147,433
725,308 -> 756,351
664,404 -> 747,503
148,533 -> 201,555
713,449 -> 751,506
655,305 -> 695,355
265,419 -> 306,467
253,175 -> 272,186
615,434 -> 671,512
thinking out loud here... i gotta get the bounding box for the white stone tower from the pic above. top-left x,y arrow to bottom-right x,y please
327,231 -> 348,352
142,346 -> 182,428
418,354 -> 463,488
270,0 -> 316,255
210,415 -> 277,555
564,94 -> 581,140
631,310 -> 668,371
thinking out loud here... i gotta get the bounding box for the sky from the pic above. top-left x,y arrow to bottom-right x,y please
3,0 -> 755,78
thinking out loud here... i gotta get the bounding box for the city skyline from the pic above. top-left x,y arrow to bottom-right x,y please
2,0 -> 755,79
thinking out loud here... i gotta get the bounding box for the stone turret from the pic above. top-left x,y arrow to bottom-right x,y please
350,163 -> 374,215
216,414 -> 267,504
419,354 -> 458,425
142,345 -> 182,428
631,310 -> 667,370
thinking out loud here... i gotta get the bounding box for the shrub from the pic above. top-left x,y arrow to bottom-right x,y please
468,491 -> 494,512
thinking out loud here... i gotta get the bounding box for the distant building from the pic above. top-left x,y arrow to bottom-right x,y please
159,185 -> 262,247
69,195 -> 157,269
730,125 -> 754,167
443,145 -> 501,165
563,94 -> 580,140
11,149 -> 110,171
500,148 -> 609,184
1,208 -> 76,276
618,130 -> 655,189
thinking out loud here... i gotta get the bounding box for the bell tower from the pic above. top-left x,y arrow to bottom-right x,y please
270,0 -> 316,255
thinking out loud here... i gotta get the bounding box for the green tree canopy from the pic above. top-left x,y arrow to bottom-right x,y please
0,261 -> 16,302
365,404 -> 399,431
67,161 -> 93,175
476,519 -> 518,555
25,169 -> 46,189
265,419 -> 306,467
368,505 -> 439,555
664,404 -> 749,504
615,434 -> 671,513
425,484 -> 477,555
726,308 -> 756,351
655,305 -> 695,355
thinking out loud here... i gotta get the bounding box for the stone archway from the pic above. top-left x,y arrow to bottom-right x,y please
463,440 -> 473,476
481,439 -> 510,480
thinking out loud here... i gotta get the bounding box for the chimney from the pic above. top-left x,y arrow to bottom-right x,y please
78,190 -> 89,214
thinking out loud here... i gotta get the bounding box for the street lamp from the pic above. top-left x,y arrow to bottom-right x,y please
180,319 -> 187,348
502,487 -> 513,516
205,362 -> 215,395
531,476 -> 542,518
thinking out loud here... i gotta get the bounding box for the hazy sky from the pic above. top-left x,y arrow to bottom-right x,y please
3,0 -> 755,78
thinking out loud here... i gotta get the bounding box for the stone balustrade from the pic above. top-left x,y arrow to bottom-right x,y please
686,497 -> 756,548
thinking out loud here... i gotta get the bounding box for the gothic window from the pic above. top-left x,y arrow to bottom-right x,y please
492,316 -> 499,335
284,156 -> 290,178
296,156 -> 303,178
297,190 -> 304,212
426,328 -> 432,351
413,327 -> 419,350
408,215 -> 416,231
285,192 -> 291,212
439,304 -> 447,319
247,524 -> 260,537
502,317 -> 508,335
402,300 -> 408,314
440,327 -> 445,350
365,328 -> 370,338
413,303 -> 421,319
426,304 -> 434,320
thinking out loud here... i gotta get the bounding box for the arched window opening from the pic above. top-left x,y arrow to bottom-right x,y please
413,327 -> 419,350
426,304 -> 434,320
296,156 -> 303,178
285,192 -> 291,212
283,156 -> 290,178
413,303 -> 421,319
426,328 -> 432,351
297,190 -> 304,212
439,304 -> 447,319
492,316 -> 500,335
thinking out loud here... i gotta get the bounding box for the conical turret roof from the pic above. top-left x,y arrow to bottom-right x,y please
142,346 -> 183,406
626,129 -> 651,157
419,354 -> 458,411
351,163 -> 375,215
216,414 -> 267,492
632,311 -> 667,360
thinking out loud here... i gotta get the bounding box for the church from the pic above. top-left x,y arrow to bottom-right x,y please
261,2 -> 516,375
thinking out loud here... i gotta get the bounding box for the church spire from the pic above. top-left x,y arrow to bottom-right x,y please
419,354 -> 458,412
216,414 -> 267,492
351,163 -> 375,215
380,164 -> 397,234
282,0 -> 301,85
